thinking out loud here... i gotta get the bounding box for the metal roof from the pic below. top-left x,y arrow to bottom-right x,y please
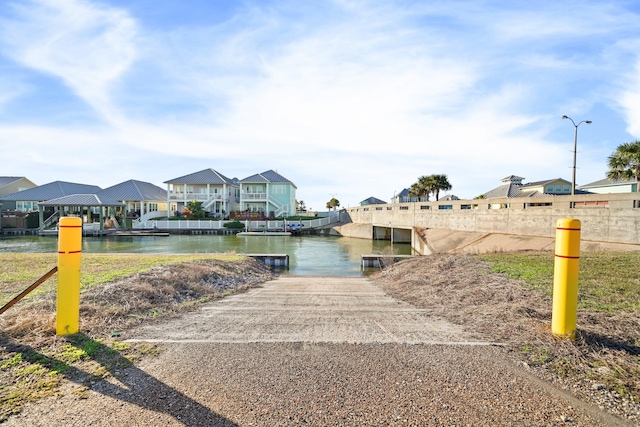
501,175 -> 525,183
240,170 -> 296,187
39,194 -> 125,207
0,177 -> 27,189
484,176 -> 585,198
164,169 -> 237,185
521,178 -> 569,188
360,197 -> 387,205
98,180 -> 167,201
0,181 -> 101,201
580,177 -> 635,188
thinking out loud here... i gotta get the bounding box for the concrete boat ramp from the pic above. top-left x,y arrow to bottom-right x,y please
128,276 -> 485,345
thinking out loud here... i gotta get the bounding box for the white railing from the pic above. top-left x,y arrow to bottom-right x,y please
203,194 -> 223,209
169,193 -> 206,200
242,193 -> 267,200
133,215 -> 340,230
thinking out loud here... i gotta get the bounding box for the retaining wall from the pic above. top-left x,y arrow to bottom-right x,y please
343,193 -> 640,253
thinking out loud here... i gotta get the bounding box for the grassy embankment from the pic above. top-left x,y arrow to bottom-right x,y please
479,251 -> 640,400
0,252 -> 272,422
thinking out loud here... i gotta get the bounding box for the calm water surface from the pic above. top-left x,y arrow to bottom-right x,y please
0,234 -> 413,276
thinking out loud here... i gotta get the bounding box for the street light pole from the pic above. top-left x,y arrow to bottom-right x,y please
562,115 -> 592,195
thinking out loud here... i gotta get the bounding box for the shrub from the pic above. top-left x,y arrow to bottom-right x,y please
223,220 -> 245,230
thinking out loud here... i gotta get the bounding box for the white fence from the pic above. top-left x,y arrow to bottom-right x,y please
133,216 -> 339,230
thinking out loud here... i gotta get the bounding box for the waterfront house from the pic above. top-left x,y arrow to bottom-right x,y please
0,181 -> 102,213
0,177 -> 37,211
97,180 -> 168,221
579,177 -> 638,194
164,168 -> 240,218
239,170 -> 296,218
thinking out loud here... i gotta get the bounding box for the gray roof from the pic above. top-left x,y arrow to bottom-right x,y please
360,196 -> 387,205
521,178 -> 569,188
484,176 -> 590,198
501,175 -> 525,184
0,177 -> 26,188
0,181 -> 101,201
240,170 -> 296,187
580,177 -> 636,188
39,194 -> 125,207
483,182 -> 530,199
165,169 -> 237,185
98,180 -> 167,202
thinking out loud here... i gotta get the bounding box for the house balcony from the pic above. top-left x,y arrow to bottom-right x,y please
242,193 -> 267,200
169,192 -> 224,201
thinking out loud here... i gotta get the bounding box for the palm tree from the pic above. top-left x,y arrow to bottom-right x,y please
429,174 -> 452,201
326,197 -> 340,211
607,141 -> 640,192
408,176 -> 431,201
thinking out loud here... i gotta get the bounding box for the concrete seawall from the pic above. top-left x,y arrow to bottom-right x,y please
338,193 -> 640,254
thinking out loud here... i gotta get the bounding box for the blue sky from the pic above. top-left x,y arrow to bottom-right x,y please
1,0 -> 640,210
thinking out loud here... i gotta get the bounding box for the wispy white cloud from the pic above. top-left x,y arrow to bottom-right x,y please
0,0 -> 137,122
1,0 -> 640,208
618,58 -> 640,138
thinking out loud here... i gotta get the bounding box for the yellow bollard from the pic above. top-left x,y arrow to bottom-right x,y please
551,218 -> 581,339
56,217 -> 83,336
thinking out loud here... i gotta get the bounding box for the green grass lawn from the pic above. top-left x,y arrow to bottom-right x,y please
478,251 -> 640,313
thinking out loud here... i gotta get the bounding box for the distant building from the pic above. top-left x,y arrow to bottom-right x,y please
482,175 -> 585,199
579,177 -> 638,194
0,177 -> 37,211
0,181 -> 101,212
360,196 -> 387,206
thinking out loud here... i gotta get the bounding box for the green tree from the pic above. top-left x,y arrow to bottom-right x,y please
607,141 -> 640,192
326,197 -> 340,211
430,174 -> 452,201
296,200 -> 307,212
408,174 -> 452,201
186,200 -> 205,219
408,175 -> 432,201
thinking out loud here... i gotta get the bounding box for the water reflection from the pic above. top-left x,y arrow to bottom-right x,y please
0,234 -> 413,277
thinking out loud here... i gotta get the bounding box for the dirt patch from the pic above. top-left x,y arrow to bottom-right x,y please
370,253 -> 640,423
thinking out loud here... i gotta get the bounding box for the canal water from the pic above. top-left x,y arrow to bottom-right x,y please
0,235 -> 413,277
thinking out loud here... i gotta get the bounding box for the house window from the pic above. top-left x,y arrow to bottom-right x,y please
563,185 -> 570,193
555,185 -> 562,192
461,204 -> 471,210
420,205 -> 430,210
438,205 -> 453,210
387,206 -> 393,210
546,185 -> 554,192
17,201 -> 38,212
363,207 -> 369,211
272,185 -> 286,194
375,207 -> 383,210
400,206 -> 409,210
